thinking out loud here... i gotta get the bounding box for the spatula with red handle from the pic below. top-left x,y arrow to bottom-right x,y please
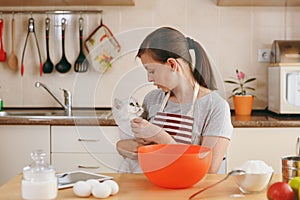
0,18 -> 7,62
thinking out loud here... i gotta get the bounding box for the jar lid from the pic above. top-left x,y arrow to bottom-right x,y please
23,150 -> 55,181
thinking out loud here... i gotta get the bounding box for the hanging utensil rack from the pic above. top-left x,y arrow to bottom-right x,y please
0,10 -> 102,15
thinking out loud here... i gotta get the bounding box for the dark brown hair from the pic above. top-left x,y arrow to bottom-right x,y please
136,27 -> 216,90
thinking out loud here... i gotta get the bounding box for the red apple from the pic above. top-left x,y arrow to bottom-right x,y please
267,182 -> 295,200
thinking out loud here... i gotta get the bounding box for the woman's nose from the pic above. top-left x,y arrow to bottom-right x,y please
147,76 -> 154,82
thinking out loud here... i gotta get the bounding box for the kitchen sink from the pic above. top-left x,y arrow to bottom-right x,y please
0,108 -> 113,119
0,111 -> 58,117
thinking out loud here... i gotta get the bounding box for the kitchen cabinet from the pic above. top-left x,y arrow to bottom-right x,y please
0,0 -> 135,6
51,126 -> 123,173
217,0 -> 300,6
227,128 -> 300,173
0,125 -> 50,186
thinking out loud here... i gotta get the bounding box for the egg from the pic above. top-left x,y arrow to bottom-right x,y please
73,181 -> 91,197
86,179 -> 99,189
103,180 -> 119,195
92,182 -> 111,199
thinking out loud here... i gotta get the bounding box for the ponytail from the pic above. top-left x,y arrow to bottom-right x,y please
186,37 -> 217,90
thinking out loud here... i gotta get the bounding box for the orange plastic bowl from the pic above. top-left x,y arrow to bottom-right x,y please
138,144 -> 212,189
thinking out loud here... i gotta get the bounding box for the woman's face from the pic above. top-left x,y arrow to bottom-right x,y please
141,53 -> 178,92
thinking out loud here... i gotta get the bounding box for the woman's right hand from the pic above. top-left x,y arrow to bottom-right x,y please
116,139 -> 146,160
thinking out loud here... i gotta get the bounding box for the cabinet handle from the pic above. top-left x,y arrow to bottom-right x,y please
78,165 -> 100,169
78,138 -> 100,142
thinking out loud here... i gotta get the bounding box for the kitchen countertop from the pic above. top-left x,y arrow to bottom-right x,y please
0,108 -> 300,127
0,173 -> 281,199
231,110 -> 300,127
0,108 -> 115,126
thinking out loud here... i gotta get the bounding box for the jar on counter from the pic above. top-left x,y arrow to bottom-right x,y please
21,150 -> 57,200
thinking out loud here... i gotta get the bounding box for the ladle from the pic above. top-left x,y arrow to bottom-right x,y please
42,18 -> 53,73
55,18 -> 71,73
189,169 -> 246,200
7,17 -> 18,71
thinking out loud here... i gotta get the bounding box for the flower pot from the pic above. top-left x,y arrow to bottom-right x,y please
233,95 -> 254,115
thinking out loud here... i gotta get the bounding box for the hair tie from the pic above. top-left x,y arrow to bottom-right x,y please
186,37 -> 196,50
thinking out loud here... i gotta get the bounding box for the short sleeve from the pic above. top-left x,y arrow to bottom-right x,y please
192,92 -> 233,144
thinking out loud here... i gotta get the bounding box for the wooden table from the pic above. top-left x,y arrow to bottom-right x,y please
0,173 -> 281,199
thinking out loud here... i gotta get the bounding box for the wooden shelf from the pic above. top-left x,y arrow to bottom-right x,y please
0,0 -> 135,7
217,0 -> 300,6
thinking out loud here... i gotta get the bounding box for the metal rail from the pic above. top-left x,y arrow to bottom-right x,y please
0,10 -> 102,15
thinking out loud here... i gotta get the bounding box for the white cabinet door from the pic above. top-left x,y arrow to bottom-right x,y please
0,125 -> 50,186
51,126 -> 121,153
52,153 -> 123,173
227,128 -> 300,173
51,126 -> 123,173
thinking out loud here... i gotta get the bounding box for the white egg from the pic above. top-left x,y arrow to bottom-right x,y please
92,182 -> 111,199
73,181 -> 91,197
86,179 -> 99,188
103,180 -> 119,195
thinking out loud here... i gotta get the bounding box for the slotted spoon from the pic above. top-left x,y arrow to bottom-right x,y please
74,17 -> 88,72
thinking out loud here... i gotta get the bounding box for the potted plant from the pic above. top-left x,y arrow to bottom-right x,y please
224,69 -> 256,115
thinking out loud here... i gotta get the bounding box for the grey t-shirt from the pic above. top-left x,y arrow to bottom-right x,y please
142,89 -> 233,145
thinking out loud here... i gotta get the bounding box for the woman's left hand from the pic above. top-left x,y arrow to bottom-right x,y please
130,118 -> 161,141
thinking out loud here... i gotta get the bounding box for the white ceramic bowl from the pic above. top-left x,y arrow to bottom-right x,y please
234,172 -> 273,193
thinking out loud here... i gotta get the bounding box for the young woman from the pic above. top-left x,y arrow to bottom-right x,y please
116,27 -> 233,173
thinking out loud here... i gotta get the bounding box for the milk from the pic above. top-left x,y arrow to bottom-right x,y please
21,150 -> 58,200
21,179 -> 57,200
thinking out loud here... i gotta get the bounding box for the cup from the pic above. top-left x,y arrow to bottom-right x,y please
282,156 -> 300,183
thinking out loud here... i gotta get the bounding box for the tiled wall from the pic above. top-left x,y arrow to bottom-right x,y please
0,0 -> 299,109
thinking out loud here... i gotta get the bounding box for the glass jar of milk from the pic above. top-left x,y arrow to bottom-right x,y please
21,150 -> 57,200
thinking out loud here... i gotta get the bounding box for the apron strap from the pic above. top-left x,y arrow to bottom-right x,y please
158,91 -> 170,112
158,83 -> 200,116
187,83 -> 200,116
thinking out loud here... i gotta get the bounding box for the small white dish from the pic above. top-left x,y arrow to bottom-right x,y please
234,172 -> 273,193
233,160 -> 274,193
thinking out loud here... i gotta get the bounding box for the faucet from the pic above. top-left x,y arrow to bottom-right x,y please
35,82 -> 72,116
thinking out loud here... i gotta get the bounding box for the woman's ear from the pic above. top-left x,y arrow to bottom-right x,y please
166,58 -> 178,72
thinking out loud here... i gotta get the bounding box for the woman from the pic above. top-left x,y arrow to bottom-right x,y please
116,27 -> 233,173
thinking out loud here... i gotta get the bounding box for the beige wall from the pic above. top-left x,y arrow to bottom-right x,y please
0,0 -> 299,109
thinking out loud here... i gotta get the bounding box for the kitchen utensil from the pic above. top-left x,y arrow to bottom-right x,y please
42,17 -> 53,73
0,18 -> 7,62
84,19 -> 120,73
282,156 -> 300,182
74,17 -> 88,72
55,18 -> 71,73
281,138 -> 300,182
20,17 -> 43,76
189,169 -> 246,200
297,137 -> 300,155
138,144 -> 212,189
7,17 -> 18,71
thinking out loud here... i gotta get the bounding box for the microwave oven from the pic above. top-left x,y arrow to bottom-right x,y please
268,65 -> 300,114
268,40 -> 300,114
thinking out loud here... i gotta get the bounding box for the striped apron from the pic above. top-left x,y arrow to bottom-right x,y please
118,84 -> 200,173
152,83 -> 200,144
